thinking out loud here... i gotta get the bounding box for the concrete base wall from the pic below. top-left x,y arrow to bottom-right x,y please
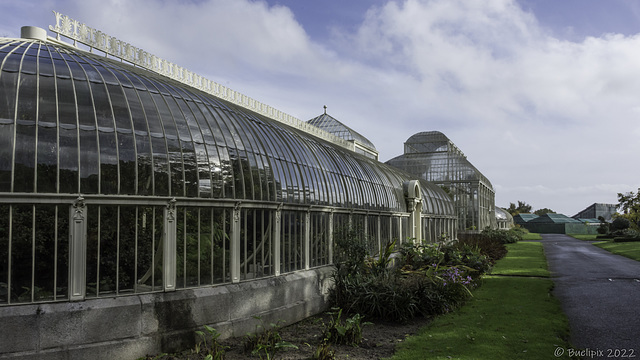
0,266 -> 334,360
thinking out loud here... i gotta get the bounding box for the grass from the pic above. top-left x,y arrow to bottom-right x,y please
568,234 -> 599,241
490,242 -> 549,277
521,232 -> 542,240
593,241 -> 640,261
390,242 -> 572,360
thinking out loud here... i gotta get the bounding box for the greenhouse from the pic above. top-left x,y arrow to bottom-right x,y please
495,207 -> 514,229
0,20 -> 458,359
386,131 -> 496,232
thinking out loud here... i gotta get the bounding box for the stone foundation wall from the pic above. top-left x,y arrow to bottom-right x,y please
0,266 -> 334,359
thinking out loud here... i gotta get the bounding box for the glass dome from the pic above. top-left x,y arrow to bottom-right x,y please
386,131 -> 495,230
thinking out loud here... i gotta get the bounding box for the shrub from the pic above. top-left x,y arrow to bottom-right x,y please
333,225 -> 368,274
481,227 -> 522,244
613,229 -> 640,242
330,269 -> 421,321
330,229 -> 491,322
611,217 -> 631,232
457,232 -> 508,264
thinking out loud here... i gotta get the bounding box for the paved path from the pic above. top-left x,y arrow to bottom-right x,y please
540,234 -> 640,359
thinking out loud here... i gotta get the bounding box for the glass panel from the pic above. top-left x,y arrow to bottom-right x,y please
138,90 -> 164,136
16,73 -> 37,122
0,69 -> 18,122
107,84 -> 131,131
281,211 -> 304,273
177,207 -> 199,288
74,78 -> 96,128
86,205 -> 99,298
194,143 -> 211,197
10,205 -> 33,303
151,136 -> 169,196
213,208 -> 230,284
167,138 -> 185,197
182,145 -> 198,198
56,76 -> 76,127
118,206 -> 136,294
123,86 -> 147,135
99,130 -> 118,194
117,132 -> 136,195
33,205 -> 61,301
13,119 -> 36,193
392,216 -> 400,243
310,212 -> 329,267
136,134 -> 153,196
79,128 -> 99,194
0,205 -> 9,304
58,126 -> 78,193
55,206 -> 69,300
199,208 -> 213,286
98,206 -> 118,296
90,81 -> 114,130
136,206 -> 163,291
217,146 -> 233,199
240,209 -> 273,280
367,215 -> 379,256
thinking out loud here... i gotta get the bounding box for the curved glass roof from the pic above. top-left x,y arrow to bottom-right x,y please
0,38 -> 456,216
307,112 -> 377,152
419,180 -> 456,216
495,207 -> 513,221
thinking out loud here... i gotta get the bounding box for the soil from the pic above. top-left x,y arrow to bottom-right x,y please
147,313 -> 431,360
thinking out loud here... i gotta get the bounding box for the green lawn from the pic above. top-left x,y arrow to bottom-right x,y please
594,241 -> 640,261
521,232 -> 542,240
569,234 -> 601,241
491,242 -> 550,277
390,242 -> 571,360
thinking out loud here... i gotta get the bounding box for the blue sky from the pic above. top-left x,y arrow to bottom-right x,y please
1,0 -> 639,215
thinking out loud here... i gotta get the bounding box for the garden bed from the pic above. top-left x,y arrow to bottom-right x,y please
140,312 -> 431,359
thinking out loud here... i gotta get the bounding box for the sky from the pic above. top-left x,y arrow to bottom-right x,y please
1,0 -> 639,216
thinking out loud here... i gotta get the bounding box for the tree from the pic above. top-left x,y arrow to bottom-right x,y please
534,208 -> 555,216
507,201 -> 532,216
617,188 -> 640,229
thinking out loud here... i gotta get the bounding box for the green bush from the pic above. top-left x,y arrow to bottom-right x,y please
330,235 -> 489,321
481,227 -> 522,244
333,225 -> 368,274
613,229 -> 640,242
611,217 -> 631,232
456,232 -> 508,264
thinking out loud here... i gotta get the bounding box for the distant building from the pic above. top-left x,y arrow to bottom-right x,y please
572,203 -> 617,222
513,213 -> 539,226
522,213 -> 596,234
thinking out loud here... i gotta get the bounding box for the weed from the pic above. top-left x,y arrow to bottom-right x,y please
243,316 -> 298,360
194,325 -> 228,360
321,308 -> 372,346
311,340 -> 336,360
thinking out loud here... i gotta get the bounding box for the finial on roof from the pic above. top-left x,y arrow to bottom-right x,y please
323,105 -> 327,115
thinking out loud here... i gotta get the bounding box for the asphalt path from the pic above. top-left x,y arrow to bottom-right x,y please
540,234 -> 640,359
